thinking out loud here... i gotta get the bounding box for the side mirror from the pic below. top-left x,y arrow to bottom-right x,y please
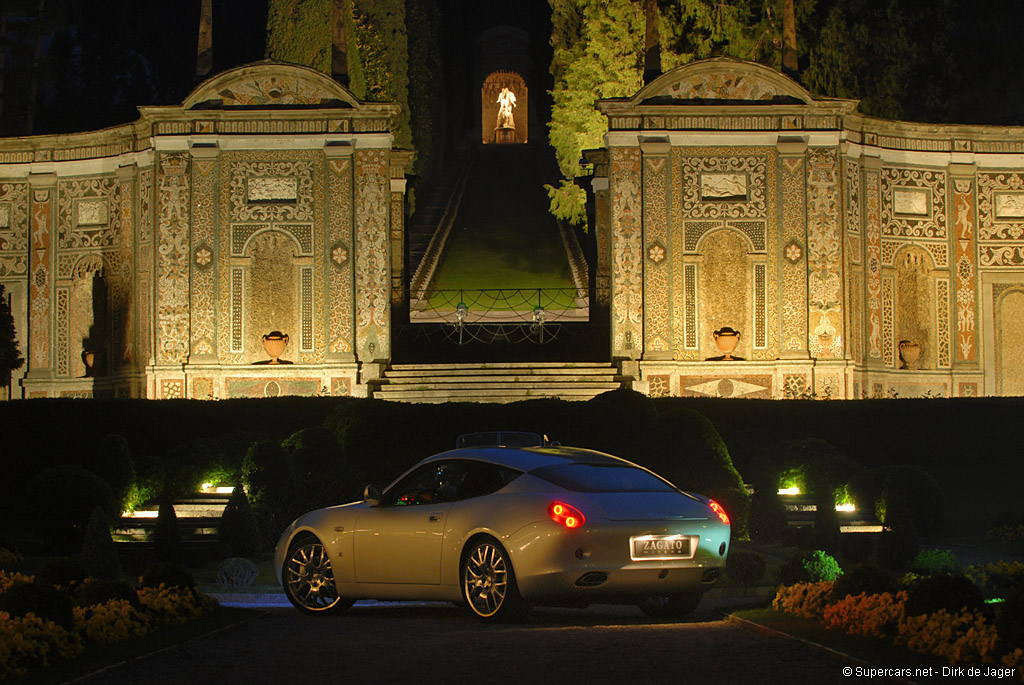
363,484 -> 382,506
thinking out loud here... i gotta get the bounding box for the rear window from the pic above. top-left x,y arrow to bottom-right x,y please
529,463 -> 677,493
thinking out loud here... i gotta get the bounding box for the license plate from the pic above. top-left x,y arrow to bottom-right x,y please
630,535 -> 694,561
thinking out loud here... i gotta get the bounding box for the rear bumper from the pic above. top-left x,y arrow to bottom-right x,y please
518,565 -> 721,603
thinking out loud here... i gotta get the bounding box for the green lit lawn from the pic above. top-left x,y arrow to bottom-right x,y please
428,145 -> 576,311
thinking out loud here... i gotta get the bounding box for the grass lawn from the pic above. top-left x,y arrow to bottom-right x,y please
429,145 -> 576,309
25,606 -> 258,685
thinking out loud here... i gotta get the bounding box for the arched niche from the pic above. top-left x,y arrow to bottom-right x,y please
893,244 -> 936,369
243,229 -> 303,363
995,287 -> 1024,396
70,255 -> 106,378
696,228 -> 758,359
481,71 -> 527,144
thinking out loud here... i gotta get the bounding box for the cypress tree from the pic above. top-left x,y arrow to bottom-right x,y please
0,284 -> 24,389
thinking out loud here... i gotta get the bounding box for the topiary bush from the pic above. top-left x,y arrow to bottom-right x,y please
81,434 -> 136,512
996,587 -> 1024,653
903,573 -> 983,617
218,486 -> 261,558
0,581 -> 74,629
215,557 -> 259,591
73,578 -> 139,608
152,497 -> 182,564
813,501 -> 841,556
35,557 -> 86,588
803,550 -> 843,582
726,551 -> 766,587
140,561 -> 195,590
829,564 -> 898,602
640,407 -> 750,538
25,465 -> 118,553
778,550 -> 815,586
747,489 -> 788,544
79,506 -> 122,581
877,496 -> 919,572
910,549 -> 960,576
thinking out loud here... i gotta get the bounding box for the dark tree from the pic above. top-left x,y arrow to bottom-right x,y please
0,284 -> 23,388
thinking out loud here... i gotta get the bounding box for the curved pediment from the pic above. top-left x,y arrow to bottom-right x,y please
633,57 -> 813,105
183,61 -> 359,110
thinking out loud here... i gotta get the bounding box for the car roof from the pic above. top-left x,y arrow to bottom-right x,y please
421,445 -> 633,473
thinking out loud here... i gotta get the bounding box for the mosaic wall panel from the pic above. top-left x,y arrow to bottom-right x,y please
993,285 -> 1024,395
936,278 -> 951,368
865,170 -> 883,358
753,263 -> 767,348
959,382 -> 978,397
882,276 -> 895,367
681,374 -> 772,398
354,149 -> 390,361
780,154 -> 807,352
219,150 -> 326,364
611,147 -> 643,355
952,178 -> 978,361
699,230 -> 750,358
327,157 -> 354,355
57,177 -> 118,251
155,153 -> 191,364
138,169 -> 153,365
29,188 -> 54,369
390,190 -> 404,303
300,266 -> 313,352
0,182 -> 28,277
671,147 -> 777,361
783,373 -> 808,399
643,153 -> 670,354
226,377 -> 320,398
192,377 -> 215,400
331,377 -> 352,397
112,179 -> 135,366
161,379 -> 183,399
647,374 -> 670,398
850,271 -> 863,363
56,287 -> 69,376
190,157 -> 217,357
807,148 -> 843,359
845,160 -> 861,237
977,172 -> 1024,266
880,167 -> 947,238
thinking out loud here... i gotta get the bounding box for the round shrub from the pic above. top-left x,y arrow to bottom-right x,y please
904,573 -> 984,617
910,549 -> 960,576
216,557 -> 259,591
829,565 -> 899,602
73,578 -> 140,608
26,465 -> 118,552
79,506 -> 122,581
0,581 -> 74,629
726,551 -> 766,586
152,497 -> 182,564
803,550 -> 842,582
778,551 -> 815,586
140,561 -> 195,590
877,496 -> 918,572
579,389 -> 657,459
881,466 -> 944,537
839,534 -> 875,566
748,490 -> 788,544
640,407 -> 750,538
996,587 -> 1024,653
35,557 -> 86,587
218,486 -> 261,558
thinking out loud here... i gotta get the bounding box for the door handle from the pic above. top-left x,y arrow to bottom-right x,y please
429,512 -> 442,522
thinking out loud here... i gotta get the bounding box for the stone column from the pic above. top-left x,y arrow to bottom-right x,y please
862,155 -> 885,367
640,137 -> 671,358
188,144 -> 218,362
114,163 -> 137,373
325,143 -> 356,361
777,138 -> 809,358
24,173 -> 57,392
949,163 -> 979,367
153,152 -> 191,399
353,148 -> 391,363
389,150 -> 414,306
584,148 -> 611,307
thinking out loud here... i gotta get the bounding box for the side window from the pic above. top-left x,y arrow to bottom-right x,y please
457,461 -> 521,500
382,461 -> 463,507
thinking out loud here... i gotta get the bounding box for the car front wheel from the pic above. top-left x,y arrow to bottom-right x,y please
462,538 -> 527,622
283,535 -> 354,615
637,592 -> 702,619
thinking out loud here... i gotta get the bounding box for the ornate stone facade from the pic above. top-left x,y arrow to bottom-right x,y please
596,58 -> 1024,397
1,63 -> 406,399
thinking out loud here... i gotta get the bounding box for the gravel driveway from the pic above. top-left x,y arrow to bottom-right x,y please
74,596 -> 866,685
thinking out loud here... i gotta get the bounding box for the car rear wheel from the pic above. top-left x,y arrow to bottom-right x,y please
283,535 -> 354,615
462,538 -> 527,622
637,592 -> 702,619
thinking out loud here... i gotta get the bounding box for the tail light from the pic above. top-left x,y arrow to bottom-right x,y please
548,501 -> 585,529
709,499 -> 730,525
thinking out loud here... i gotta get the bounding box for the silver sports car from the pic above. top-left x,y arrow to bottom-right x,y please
275,432 -> 731,621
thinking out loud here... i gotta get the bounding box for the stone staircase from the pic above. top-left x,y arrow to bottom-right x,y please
372,362 -> 624,403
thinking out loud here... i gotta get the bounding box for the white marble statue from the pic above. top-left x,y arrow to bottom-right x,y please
496,87 -> 517,129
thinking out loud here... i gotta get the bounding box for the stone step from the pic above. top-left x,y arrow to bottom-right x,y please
385,368 -> 617,379
376,386 -> 615,401
388,362 -> 612,370
379,380 -> 622,392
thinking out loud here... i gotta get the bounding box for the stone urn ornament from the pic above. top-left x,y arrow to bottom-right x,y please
262,331 -> 289,364
898,340 -> 922,370
713,327 -> 741,360
81,350 -> 95,377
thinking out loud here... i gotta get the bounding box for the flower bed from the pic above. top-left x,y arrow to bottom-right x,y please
773,574 -> 1024,680
0,573 -> 219,680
